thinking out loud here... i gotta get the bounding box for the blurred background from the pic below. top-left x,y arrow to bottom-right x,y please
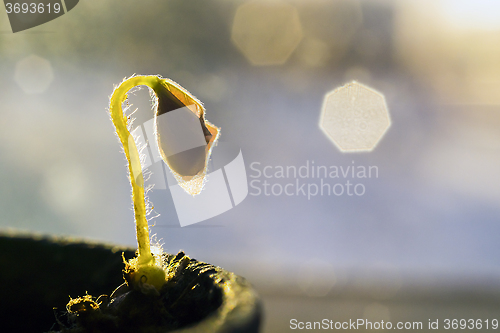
1,0 -> 500,331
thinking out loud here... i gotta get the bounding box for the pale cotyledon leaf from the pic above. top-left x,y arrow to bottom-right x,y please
152,77 -> 220,196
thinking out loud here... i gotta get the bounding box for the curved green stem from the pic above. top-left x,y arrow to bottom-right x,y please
109,74 -> 218,291
109,75 -> 162,266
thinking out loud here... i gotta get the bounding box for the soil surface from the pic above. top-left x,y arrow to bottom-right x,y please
54,251 -> 223,332
0,234 -> 261,333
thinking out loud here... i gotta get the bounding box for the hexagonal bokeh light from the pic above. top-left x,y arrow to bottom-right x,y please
14,54 -> 54,94
231,0 -> 303,66
320,81 -> 391,152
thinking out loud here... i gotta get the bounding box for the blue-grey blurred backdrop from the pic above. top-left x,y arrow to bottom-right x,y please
1,1 -> 500,331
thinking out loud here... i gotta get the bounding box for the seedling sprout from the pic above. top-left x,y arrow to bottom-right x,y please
108,75 -> 220,291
